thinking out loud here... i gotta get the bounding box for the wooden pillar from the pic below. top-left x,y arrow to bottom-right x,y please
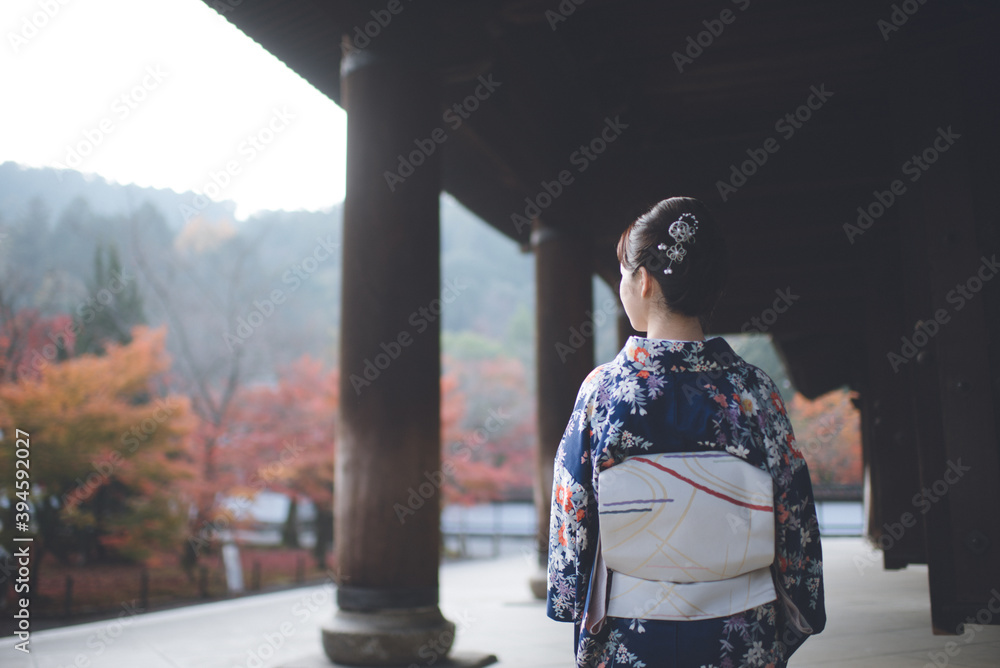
859,215 -> 926,569
530,222 -> 594,597
323,47 -> 453,664
890,29 -> 1000,633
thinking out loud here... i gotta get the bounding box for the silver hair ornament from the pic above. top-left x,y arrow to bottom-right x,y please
657,213 -> 700,274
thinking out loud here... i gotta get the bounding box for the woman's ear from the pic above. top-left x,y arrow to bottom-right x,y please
638,266 -> 655,298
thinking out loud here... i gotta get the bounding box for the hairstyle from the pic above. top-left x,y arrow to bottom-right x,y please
616,197 -> 728,321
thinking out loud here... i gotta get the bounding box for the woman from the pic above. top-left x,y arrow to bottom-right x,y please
546,197 -> 826,667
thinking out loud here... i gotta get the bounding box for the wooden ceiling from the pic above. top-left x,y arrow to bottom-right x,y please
202,0 -> 996,397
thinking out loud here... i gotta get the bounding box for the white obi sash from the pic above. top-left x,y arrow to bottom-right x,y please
598,451 -> 777,621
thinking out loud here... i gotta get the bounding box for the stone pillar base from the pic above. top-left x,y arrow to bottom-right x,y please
322,606 -> 455,666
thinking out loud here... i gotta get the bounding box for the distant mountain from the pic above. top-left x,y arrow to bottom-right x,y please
0,163 -> 540,380
0,162 -> 237,230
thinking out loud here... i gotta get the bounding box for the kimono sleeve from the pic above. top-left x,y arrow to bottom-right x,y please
766,383 -> 827,657
546,374 -> 599,623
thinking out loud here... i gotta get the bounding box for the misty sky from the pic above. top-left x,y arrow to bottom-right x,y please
1,0 -> 348,219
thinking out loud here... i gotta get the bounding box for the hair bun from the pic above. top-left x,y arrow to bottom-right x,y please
616,197 -> 728,320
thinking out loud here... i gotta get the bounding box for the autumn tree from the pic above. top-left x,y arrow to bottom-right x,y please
0,309 -> 73,383
0,326 -> 194,569
221,355 -> 337,568
787,388 -> 862,491
440,352 -> 535,506
128,213 -> 258,569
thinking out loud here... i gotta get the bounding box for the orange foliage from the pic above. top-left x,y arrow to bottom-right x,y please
0,326 -> 195,561
222,355 -> 337,508
0,309 -> 75,383
440,355 -> 535,505
786,388 -> 862,488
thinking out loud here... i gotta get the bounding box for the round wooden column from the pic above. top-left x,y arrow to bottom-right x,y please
322,47 -> 453,665
530,222 -> 594,598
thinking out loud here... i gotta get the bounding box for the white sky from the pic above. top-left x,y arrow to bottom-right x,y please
0,0 -> 348,219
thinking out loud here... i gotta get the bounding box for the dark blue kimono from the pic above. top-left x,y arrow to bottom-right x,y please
547,336 -> 825,667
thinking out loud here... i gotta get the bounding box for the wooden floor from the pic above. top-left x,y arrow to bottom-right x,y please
770,539 -> 1000,667
444,537 -> 1000,667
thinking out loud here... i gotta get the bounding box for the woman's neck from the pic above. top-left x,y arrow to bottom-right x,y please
644,310 -> 705,342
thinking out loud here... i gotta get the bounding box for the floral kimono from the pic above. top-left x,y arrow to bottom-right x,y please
547,336 -> 826,668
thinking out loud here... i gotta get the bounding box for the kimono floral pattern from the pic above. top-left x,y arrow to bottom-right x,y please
547,337 -> 826,668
